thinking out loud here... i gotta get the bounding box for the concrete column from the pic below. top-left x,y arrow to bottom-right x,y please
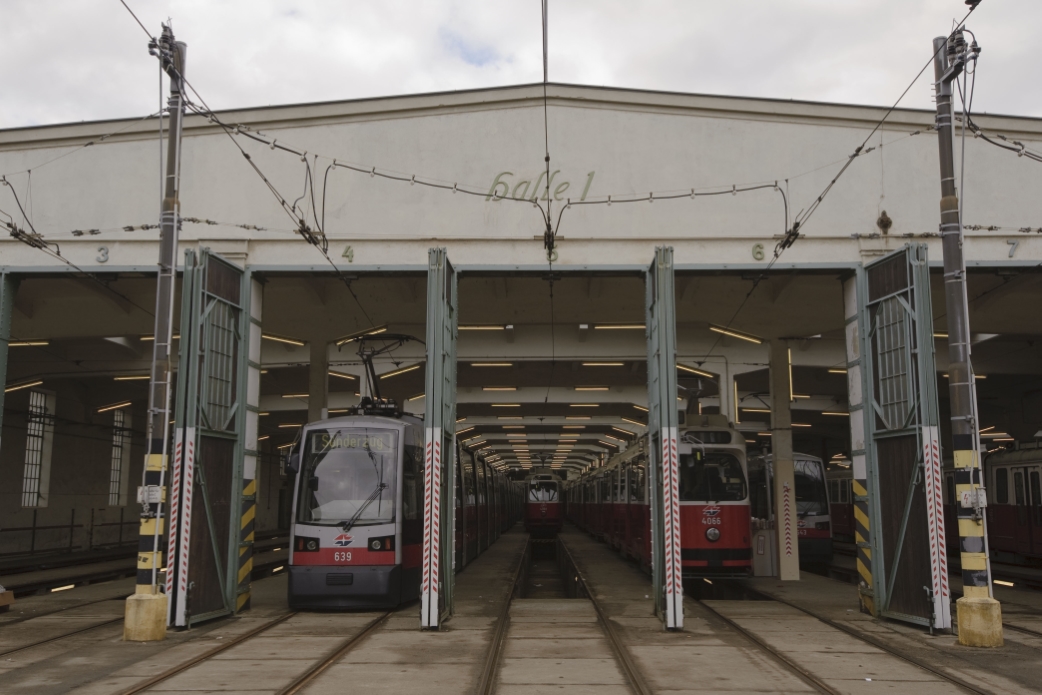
308,340 -> 329,422
717,360 -> 736,425
0,273 -> 18,456
769,339 -> 800,580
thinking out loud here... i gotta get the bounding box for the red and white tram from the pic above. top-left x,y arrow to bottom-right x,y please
524,473 -> 564,537
748,452 -> 833,567
567,414 -> 752,578
286,399 -> 521,610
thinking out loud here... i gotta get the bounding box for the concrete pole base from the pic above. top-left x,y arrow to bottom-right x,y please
124,593 -> 168,642
956,596 -> 1003,647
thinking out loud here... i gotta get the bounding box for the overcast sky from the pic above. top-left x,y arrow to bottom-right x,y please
1,1 -> 1038,129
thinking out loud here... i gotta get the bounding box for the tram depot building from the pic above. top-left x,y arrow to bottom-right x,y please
1,83 -> 1042,690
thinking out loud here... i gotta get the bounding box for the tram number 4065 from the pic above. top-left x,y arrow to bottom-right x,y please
334,552 -> 353,563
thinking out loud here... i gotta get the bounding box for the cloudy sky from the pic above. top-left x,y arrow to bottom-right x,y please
1,1 -> 1038,129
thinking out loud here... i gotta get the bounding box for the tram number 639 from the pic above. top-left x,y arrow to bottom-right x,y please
334,551 -> 352,562
701,517 -> 721,526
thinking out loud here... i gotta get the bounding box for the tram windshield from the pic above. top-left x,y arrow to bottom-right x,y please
296,428 -> 398,527
679,451 -> 747,502
794,459 -> 828,516
529,481 -> 559,502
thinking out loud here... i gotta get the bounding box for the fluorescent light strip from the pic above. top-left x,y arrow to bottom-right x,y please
612,427 -> 634,435
582,362 -> 623,367
381,364 -> 421,379
9,340 -> 49,347
471,362 -> 512,367
407,394 -> 425,401
708,325 -> 763,344
822,412 -> 849,417
828,368 -> 847,374
742,408 -> 771,413
329,371 -> 357,380
459,325 -> 505,331
282,393 -> 309,399
483,387 -> 517,391
594,324 -> 644,330
278,423 -> 302,428
620,417 -> 644,427
575,387 -> 609,392
5,380 -> 43,393
566,416 -> 590,420
335,326 -> 388,346
114,375 -> 151,381
570,404 -> 598,408
633,405 -> 649,412
677,364 -> 714,378
97,400 -> 132,413
262,334 -> 306,347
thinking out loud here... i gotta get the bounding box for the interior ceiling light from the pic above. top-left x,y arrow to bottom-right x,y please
492,404 -> 521,408
758,432 -> 773,436
456,417 -> 467,422
456,426 -> 476,435
335,325 -> 388,346
9,340 -> 49,347
620,417 -> 645,427
262,334 -> 306,347
828,368 -> 847,374
282,393 -> 309,399
329,371 -> 357,380
575,387 -> 609,391
498,416 -> 523,420
471,362 -> 513,367
933,333 -> 948,339
96,400 -> 132,413
570,403 -> 598,408
140,335 -> 180,341
380,364 -> 421,379
594,324 -> 645,330
742,408 -> 770,413
507,434 -> 526,439
598,440 -> 619,447
633,405 -> 649,412
503,425 -> 525,429
792,394 -> 811,399
114,375 -> 151,381
566,416 -> 591,420
328,409 -> 348,414
582,362 -> 624,367
942,373 -> 986,379
563,425 -> 585,429
708,325 -> 763,344
822,411 -> 849,416
459,325 -> 506,331
278,423 -> 303,428
792,423 -> 812,428
677,364 -> 715,378
979,425 -> 995,433
483,386 -> 517,391
407,394 -> 425,401
604,435 -> 624,443
612,427 -> 634,435
559,439 -> 577,443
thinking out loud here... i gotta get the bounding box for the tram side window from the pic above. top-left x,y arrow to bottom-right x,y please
994,468 -> 1009,504
403,444 -> 422,520
1031,471 -> 1041,508
945,474 -> 956,508
628,466 -> 642,502
1014,471 -> 1025,506
464,465 -> 476,505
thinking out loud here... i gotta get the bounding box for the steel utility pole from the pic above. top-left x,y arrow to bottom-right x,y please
932,29 -> 1002,648
124,24 -> 187,642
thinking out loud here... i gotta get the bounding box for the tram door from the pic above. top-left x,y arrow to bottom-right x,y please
1012,467 -> 1042,557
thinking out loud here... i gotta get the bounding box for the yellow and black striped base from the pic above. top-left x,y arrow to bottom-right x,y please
135,452 -> 167,594
953,439 -> 990,598
236,477 -> 256,612
853,477 -> 874,615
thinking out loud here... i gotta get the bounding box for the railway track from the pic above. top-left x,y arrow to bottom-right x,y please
753,590 -> 994,695
113,607 -> 391,694
0,616 -> 124,658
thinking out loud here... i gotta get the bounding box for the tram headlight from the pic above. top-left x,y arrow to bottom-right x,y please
368,536 -> 395,552
306,539 -> 319,551
705,527 -> 721,542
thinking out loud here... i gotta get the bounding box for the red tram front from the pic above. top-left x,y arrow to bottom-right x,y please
676,420 -> 752,578
525,473 -> 563,537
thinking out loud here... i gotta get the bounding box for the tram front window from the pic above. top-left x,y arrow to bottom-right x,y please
795,460 -> 828,517
529,481 -> 558,502
297,428 -> 399,526
679,451 -> 747,502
